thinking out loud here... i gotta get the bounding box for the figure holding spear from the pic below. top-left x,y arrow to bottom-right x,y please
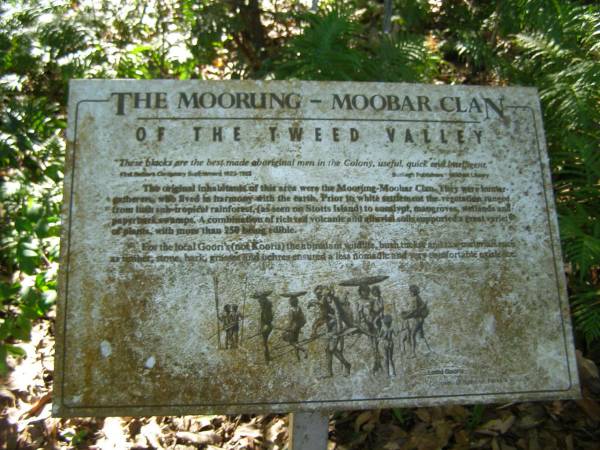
213,274 -> 221,349
240,274 -> 247,344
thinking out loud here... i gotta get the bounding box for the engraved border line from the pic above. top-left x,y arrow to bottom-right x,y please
61,98 -> 111,411
505,104 -> 573,390
62,100 -> 574,412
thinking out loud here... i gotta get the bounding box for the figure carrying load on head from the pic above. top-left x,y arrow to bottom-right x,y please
370,285 -> 385,334
323,286 -> 351,377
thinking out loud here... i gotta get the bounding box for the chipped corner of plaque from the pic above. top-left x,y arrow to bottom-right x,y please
51,393 -> 86,418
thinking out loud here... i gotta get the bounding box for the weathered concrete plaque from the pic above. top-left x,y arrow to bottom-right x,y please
54,80 -> 580,417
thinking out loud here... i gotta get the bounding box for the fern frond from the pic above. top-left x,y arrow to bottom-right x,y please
364,35 -> 439,82
572,290 -> 600,343
269,10 -> 364,81
559,208 -> 600,278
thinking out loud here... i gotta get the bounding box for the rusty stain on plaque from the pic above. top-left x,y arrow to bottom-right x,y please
54,80 -> 580,417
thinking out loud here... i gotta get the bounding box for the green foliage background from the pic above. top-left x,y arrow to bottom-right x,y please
1,0 -> 599,373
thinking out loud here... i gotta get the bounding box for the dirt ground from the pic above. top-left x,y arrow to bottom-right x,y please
2,315 -> 600,450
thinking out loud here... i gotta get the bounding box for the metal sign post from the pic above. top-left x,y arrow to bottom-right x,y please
289,412 -> 329,450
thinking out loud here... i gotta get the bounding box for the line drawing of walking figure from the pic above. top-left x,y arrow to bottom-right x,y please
339,276 -> 388,374
401,284 -> 431,357
281,291 -> 308,361
252,290 -> 274,363
380,314 -> 398,377
308,285 -> 329,338
323,286 -> 351,377
399,315 -> 412,353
